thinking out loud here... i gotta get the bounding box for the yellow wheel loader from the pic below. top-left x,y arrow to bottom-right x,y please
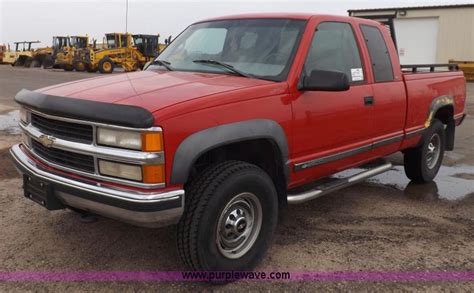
27,36 -> 70,68
2,41 -> 40,66
75,33 -> 161,74
54,36 -> 91,71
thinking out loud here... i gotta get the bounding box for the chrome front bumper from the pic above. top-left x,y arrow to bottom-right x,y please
10,144 -> 184,228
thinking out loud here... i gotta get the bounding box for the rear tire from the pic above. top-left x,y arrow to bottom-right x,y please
404,119 -> 445,182
74,61 -> 86,72
98,57 -> 114,74
31,59 -> 41,68
24,57 -> 33,67
86,64 -> 98,73
177,161 -> 278,271
42,55 -> 54,68
63,64 -> 74,71
14,57 -> 25,67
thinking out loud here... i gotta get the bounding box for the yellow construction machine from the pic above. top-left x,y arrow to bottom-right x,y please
0,44 -> 6,63
450,60 -> 474,81
20,36 -> 71,68
55,35 -> 92,71
74,33 -> 161,73
30,36 -> 70,68
2,41 -> 40,66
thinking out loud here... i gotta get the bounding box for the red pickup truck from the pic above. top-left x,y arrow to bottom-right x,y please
10,13 -> 466,271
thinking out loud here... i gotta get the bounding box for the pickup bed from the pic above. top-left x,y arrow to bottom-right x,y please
10,13 -> 466,271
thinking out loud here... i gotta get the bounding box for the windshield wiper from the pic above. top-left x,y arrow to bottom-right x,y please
193,59 -> 252,78
152,59 -> 173,71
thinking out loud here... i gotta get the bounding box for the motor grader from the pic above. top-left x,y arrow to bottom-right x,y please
74,33 -> 160,73
54,35 -> 91,71
2,41 -> 40,66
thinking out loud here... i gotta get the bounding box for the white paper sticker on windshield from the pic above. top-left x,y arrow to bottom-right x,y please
351,68 -> 364,81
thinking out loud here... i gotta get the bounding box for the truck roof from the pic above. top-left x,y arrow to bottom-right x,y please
202,13 -> 314,22
198,13 -> 382,26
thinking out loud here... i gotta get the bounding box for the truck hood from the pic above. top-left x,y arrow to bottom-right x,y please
38,70 -> 275,113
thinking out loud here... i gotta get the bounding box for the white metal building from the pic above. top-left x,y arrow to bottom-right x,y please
348,4 -> 474,65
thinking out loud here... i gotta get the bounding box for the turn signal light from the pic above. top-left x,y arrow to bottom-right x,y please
142,132 -> 163,152
143,165 -> 165,184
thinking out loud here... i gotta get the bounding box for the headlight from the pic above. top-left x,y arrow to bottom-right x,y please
20,108 -> 29,124
97,127 -> 162,151
99,160 -> 142,181
97,128 -> 141,150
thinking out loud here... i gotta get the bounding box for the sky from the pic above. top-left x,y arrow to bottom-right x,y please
0,0 -> 472,47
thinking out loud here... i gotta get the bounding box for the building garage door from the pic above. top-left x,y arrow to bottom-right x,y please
393,17 -> 439,64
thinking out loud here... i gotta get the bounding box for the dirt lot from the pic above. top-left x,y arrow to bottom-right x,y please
0,66 -> 473,291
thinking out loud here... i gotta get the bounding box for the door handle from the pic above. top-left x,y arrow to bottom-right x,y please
364,96 -> 374,106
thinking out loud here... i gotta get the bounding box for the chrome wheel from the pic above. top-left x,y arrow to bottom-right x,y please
216,192 -> 262,259
426,133 -> 441,169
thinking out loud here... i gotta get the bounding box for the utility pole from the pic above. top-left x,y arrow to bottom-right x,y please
125,0 -> 129,35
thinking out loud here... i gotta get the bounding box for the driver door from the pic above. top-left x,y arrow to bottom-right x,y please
291,21 -> 375,183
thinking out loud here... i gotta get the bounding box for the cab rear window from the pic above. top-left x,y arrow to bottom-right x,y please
360,25 -> 394,82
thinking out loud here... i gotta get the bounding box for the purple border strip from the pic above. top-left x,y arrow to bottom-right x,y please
0,271 -> 473,282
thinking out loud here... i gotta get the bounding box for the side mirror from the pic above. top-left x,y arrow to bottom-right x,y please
299,69 -> 350,91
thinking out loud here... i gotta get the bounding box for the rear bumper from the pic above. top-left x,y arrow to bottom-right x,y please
10,144 -> 184,228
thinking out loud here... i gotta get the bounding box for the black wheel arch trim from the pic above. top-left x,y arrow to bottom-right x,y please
425,95 -> 454,128
426,95 -> 456,150
15,89 -> 154,128
170,119 -> 290,184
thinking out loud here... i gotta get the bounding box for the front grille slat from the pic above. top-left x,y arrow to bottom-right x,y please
32,140 -> 95,173
31,114 -> 93,143
32,116 -> 92,134
32,117 -> 92,136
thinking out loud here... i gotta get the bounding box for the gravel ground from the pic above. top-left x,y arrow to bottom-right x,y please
0,66 -> 473,291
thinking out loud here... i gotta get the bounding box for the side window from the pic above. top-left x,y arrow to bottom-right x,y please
360,25 -> 394,82
304,22 -> 364,83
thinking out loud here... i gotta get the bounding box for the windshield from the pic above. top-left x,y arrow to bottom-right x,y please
53,37 -> 69,50
106,35 -> 118,48
71,37 -> 87,49
151,18 -> 306,81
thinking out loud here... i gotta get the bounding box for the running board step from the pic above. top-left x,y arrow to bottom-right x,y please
287,160 -> 392,204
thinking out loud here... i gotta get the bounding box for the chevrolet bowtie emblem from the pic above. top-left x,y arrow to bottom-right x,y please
38,134 -> 56,148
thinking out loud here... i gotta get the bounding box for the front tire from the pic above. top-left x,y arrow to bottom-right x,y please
177,161 -> 278,271
98,57 -> 114,74
404,119 -> 445,182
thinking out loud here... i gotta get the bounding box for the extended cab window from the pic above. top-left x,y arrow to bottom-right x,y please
304,22 -> 364,83
152,19 -> 306,81
360,25 -> 394,82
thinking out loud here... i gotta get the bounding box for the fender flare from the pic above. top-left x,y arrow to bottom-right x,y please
170,119 -> 289,184
425,95 -> 454,128
425,95 -> 456,150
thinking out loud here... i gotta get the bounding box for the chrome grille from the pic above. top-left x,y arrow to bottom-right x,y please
31,113 -> 93,143
21,109 -> 164,189
32,140 -> 95,173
